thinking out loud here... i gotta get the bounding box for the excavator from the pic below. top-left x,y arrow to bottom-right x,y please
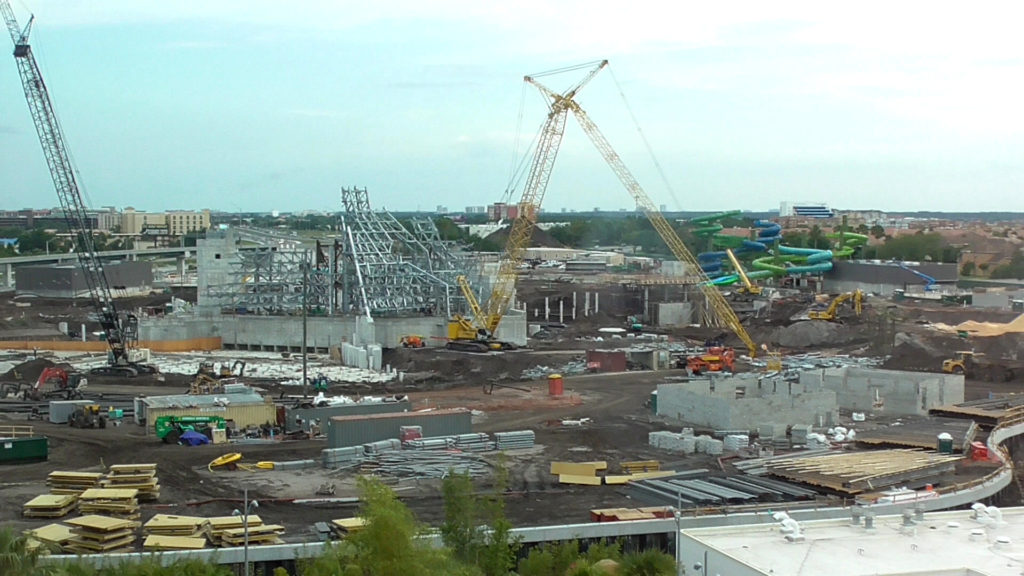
808,290 -> 864,322
725,248 -> 762,297
1,4 -> 157,377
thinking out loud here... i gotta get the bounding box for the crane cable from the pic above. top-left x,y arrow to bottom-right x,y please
608,64 -> 683,212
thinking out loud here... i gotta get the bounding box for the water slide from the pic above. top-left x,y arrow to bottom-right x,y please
751,245 -> 834,276
694,213 -> 774,277
827,231 -> 869,259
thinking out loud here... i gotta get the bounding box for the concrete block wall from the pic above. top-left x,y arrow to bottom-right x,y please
800,367 -> 964,416
655,382 -> 732,429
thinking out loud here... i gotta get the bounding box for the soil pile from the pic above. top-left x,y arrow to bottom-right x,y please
2,358 -> 59,382
768,321 -> 865,348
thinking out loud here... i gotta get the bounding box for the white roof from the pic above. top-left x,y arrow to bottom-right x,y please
683,507 -> 1024,576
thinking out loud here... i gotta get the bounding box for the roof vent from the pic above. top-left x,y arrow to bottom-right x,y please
969,529 -> 986,542
995,536 -> 1012,550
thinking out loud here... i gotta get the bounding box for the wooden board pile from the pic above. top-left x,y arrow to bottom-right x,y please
219,523 -> 286,547
207,515 -> 265,546
143,534 -> 208,551
143,514 -> 211,540
78,488 -> 140,519
590,506 -> 674,522
330,517 -> 368,538
65,515 -> 139,554
46,471 -> 103,495
22,494 -> 78,519
551,460 -> 674,486
102,464 -> 160,501
24,523 -> 75,551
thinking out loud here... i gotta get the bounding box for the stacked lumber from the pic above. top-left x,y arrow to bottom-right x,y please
207,515 -> 263,546
143,535 -> 207,551
330,517 -> 368,538
620,460 -> 660,474
78,488 -> 140,519
143,514 -> 211,539
65,515 -> 139,554
46,471 -> 103,495
589,506 -> 674,522
23,494 -> 78,518
550,460 -> 674,485
24,523 -> 75,551
103,464 -> 160,501
219,524 -> 285,547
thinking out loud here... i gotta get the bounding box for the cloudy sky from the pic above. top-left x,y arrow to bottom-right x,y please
0,1 -> 1022,214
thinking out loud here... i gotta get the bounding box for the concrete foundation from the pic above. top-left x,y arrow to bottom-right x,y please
800,366 -> 964,416
653,302 -> 693,327
656,373 -> 838,430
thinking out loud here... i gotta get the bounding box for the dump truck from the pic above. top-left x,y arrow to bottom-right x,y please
942,351 -> 1024,382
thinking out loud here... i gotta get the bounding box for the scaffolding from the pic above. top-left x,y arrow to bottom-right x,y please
203,187 -> 472,317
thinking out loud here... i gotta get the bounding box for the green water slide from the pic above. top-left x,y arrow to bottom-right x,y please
827,231 -> 869,259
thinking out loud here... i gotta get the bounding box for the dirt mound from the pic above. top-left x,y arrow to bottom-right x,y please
768,321 -> 866,348
2,358 -> 57,382
884,337 -> 946,371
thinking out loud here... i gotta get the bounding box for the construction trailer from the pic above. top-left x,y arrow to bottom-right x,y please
327,408 -> 472,449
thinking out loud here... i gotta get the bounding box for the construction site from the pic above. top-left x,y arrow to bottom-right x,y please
2,8 -> 1024,573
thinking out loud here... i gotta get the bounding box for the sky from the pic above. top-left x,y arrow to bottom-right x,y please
1,1 -> 1024,214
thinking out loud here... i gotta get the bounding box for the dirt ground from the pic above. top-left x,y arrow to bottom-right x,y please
2,279 -> 1024,542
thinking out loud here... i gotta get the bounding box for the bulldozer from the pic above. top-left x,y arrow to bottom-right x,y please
68,405 -> 106,429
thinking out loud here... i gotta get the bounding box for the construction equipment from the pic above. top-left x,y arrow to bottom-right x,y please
400,335 -> 425,348
189,373 -> 224,395
513,60 -> 758,358
1,4 -> 156,377
898,262 -> 937,291
627,316 -> 644,332
68,405 -> 105,429
447,275 -> 518,352
25,367 -> 87,401
681,347 -> 736,375
155,415 -> 227,444
942,351 -> 1024,382
725,249 -> 762,296
197,359 -> 246,379
808,290 -> 864,322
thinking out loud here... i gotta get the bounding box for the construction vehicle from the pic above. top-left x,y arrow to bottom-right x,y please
942,351 -> 1024,382
197,359 -> 246,379
898,262 -> 937,291
27,367 -> 88,401
446,275 -> 518,352
627,316 -> 644,332
155,415 -> 227,444
808,290 -> 864,321
68,404 -> 106,429
1,5 -> 157,377
400,335 -> 426,348
681,347 -> 736,375
725,248 -> 762,296
512,60 -> 759,359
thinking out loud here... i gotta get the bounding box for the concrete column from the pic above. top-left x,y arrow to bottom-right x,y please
4,263 -> 11,288
176,256 -> 185,277
80,324 -> 86,342
544,297 -> 550,321
595,292 -> 599,314
584,292 -> 590,317
559,300 -> 564,323
572,292 -> 577,320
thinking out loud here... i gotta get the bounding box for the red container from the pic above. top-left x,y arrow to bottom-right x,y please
548,374 -> 564,396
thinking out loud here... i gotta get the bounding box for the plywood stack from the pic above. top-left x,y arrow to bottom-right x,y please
23,494 -> 78,518
24,523 -> 75,551
143,535 -> 208,551
142,514 -> 211,540
207,515 -> 264,546
78,488 -> 140,519
46,471 -> 103,495
65,515 -> 139,554
103,464 -> 160,501
218,524 -> 285,547
330,517 -> 368,538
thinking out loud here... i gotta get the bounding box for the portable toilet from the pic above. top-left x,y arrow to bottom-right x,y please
937,432 -> 954,454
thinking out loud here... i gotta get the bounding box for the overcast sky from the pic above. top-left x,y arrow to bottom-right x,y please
1,1 -> 1023,214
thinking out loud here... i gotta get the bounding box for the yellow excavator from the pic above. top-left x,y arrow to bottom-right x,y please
725,248 -> 761,296
808,290 -> 863,321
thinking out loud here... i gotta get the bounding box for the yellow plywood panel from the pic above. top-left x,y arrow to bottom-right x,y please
558,474 -> 603,486
220,524 -> 284,538
603,475 -> 632,485
143,535 -> 207,550
550,462 -> 606,476
80,488 -> 139,500
332,518 -> 368,532
66,515 -> 139,532
628,470 -> 676,480
24,494 -> 77,508
144,515 -> 207,529
108,463 -> 157,473
208,515 -> 263,529
26,523 -> 74,544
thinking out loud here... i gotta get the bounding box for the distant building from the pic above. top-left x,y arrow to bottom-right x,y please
464,206 -> 486,214
487,202 -> 519,222
435,205 -> 448,215
122,207 -> 210,236
780,201 -> 835,218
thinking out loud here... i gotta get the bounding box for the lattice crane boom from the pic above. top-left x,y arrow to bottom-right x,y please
2,4 -> 141,371
568,104 -> 758,358
480,60 -> 607,336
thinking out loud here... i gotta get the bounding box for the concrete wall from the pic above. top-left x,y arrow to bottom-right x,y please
17,261 -> 153,298
196,232 -> 241,314
139,310 -> 529,351
654,302 -> 693,327
656,373 -> 838,430
799,366 -> 964,416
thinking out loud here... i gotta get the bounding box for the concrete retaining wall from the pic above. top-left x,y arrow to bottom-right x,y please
800,366 -> 964,416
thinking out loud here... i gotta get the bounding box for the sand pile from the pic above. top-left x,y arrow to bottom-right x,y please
933,314 -> 1024,337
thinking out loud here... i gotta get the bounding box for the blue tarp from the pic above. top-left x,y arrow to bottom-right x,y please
179,429 -> 210,446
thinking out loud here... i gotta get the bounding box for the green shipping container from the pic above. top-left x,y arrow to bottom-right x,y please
0,436 -> 48,464
649,390 -> 658,414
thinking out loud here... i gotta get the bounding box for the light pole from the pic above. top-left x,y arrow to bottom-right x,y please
232,487 -> 259,576
673,507 -> 683,576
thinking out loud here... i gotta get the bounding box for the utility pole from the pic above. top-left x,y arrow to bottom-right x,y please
302,253 -> 308,397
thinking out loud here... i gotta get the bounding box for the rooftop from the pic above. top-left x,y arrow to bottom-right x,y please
682,507 -> 1024,576
141,387 -> 267,409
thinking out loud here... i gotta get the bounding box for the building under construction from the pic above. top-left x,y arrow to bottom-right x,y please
140,187 -> 527,352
